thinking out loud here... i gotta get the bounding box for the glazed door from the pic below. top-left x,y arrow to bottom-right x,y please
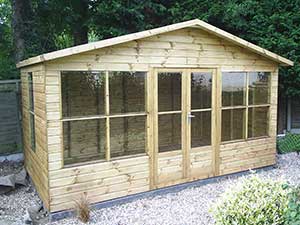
188,69 -> 216,180
152,68 -> 216,188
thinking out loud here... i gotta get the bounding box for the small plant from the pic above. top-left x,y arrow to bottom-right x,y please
284,186 -> 300,225
75,194 -> 91,223
212,176 -> 289,225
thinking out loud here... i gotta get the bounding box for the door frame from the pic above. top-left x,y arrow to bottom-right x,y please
149,67 -> 221,189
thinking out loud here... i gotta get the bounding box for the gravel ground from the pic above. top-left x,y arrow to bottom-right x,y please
0,162 -> 42,225
1,153 -> 300,225
0,161 -> 23,176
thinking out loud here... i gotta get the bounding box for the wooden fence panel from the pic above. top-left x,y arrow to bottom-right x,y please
0,80 -> 22,156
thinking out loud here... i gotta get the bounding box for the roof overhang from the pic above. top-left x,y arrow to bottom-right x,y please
17,19 -> 294,68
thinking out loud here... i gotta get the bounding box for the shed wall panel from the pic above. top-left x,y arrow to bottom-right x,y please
21,65 -> 49,209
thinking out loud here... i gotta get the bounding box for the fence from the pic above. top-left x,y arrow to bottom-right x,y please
0,79 -> 22,156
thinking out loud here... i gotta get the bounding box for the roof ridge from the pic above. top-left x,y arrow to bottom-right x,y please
17,18 -> 293,68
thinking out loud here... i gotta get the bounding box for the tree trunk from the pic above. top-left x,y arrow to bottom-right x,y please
73,27 -> 88,46
11,0 -> 34,62
72,0 -> 89,46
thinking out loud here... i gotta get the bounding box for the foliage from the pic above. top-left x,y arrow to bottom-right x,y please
1,0 -> 300,96
285,186 -> 300,225
277,133 -> 300,154
212,176 -> 289,225
90,0 -> 173,39
0,0 -> 17,79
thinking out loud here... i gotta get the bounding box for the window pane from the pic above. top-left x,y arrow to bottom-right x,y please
248,72 -> 270,105
110,116 -> 146,157
191,72 -> 212,109
191,111 -> 211,147
158,114 -> 181,152
248,107 -> 269,138
158,72 -> 181,112
222,109 -> 245,142
28,73 -> 34,112
61,71 -> 105,117
222,72 -> 246,107
109,72 -> 146,114
29,113 -> 36,151
63,119 -> 106,165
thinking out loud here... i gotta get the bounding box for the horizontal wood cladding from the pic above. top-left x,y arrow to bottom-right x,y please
157,150 -> 183,185
190,146 -> 214,180
20,65 -> 49,210
220,137 -> 276,175
49,155 -> 150,212
45,28 -> 278,72
156,146 -> 214,188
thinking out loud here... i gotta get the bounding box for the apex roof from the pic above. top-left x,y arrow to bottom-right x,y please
17,19 -> 293,68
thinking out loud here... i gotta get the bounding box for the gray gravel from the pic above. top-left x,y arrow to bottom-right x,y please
0,161 -> 23,177
1,153 -> 300,225
0,162 -> 42,225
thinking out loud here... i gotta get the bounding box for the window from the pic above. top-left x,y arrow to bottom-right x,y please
248,72 -> 270,138
61,71 -> 105,117
63,119 -> 106,165
222,72 -> 246,107
221,109 -> 245,141
110,116 -> 146,157
221,72 -> 270,142
28,73 -> 36,151
158,72 -> 182,152
191,72 -> 212,147
61,71 -> 147,165
109,71 -> 145,114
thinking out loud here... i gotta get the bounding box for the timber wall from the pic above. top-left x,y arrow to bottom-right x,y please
20,65 -> 49,209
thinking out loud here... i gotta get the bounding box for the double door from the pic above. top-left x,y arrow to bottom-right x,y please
150,68 -> 219,188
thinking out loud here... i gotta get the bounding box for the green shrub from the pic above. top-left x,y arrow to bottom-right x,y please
284,187 -> 300,225
212,176 -> 289,225
277,133 -> 300,154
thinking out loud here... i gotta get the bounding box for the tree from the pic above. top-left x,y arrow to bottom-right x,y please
90,0 -> 173,39
168,0 -> 300,97
10,0 -> 40,62
0,0 -> 17,79
1,0 -> 300,99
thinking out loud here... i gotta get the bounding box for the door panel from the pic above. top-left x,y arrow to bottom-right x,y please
189,69 -> 215,180
156,70 -> 184,185
152,68 -> 216,188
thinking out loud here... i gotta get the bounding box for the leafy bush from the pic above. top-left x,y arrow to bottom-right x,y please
212,176 -> 289,225
277,133 -> 300,154
284,187 -> 300,225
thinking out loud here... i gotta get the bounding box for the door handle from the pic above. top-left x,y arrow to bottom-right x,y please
187,113 -> 195,123
188,114 -> 195,118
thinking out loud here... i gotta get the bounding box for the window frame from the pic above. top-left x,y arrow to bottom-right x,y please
221,71 -> 271,144
28,72 -> 36,151
60,70 -> 148,167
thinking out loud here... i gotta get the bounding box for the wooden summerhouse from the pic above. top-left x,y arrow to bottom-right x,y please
17,19 -> 293,213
